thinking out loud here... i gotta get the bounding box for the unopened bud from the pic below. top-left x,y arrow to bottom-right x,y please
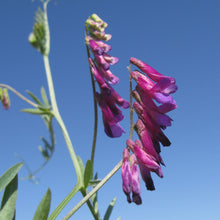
2,88 -> 10,110
86,18 -> 105,32
102,34 -> 112,41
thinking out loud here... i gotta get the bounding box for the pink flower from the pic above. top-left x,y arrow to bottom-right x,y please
130,154 -> 142,205
95,92 -> 125,138
121,149 -> 142,205
86,14 -> 129,138
122,57 -> 177,204
126,139 -> 163,178
122,148 -> 132,203
134,119 -> 160,163
130,57 -> 176,84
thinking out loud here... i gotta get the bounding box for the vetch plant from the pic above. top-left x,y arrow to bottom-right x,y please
0,1 -> 177,219
122,57 -> 177,204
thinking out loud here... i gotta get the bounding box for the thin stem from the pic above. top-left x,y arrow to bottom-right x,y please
0,84 -> 38,108
86,43 -> 98,168
81,189 -> 101,220
128,64 -> 134,140
43,55 -> 83,185
63,160 -> 123,220
48,183 -> 82,220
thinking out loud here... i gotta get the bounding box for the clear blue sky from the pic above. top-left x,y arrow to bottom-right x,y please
1,0 -> 220,219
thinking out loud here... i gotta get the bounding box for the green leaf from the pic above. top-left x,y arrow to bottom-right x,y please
116,217 -> 121,220
41,87 -> 50,108
0,175 -> 18,220
77,156 -> 85,176
84,160 -> 93,188
21,108 -> 51,115
103,198 -> 117,220
48,184 -> 81,220
33,188 -> 51,220
26,90 -> 42,106
0,163 -> 23,193
88,179 -> 101,187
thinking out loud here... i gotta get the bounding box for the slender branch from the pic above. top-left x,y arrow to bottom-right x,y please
0,84 -> 38,108
86,43 -> 98,168
81,189 -> 101,220
63,160 -> 123,220
43,55 -> 83,185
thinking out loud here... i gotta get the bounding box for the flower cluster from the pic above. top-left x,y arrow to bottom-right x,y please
122,57 -> 177,204
85,14 -> 129,138
0,88 -> 10,110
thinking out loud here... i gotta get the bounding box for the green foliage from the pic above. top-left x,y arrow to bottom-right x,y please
0,163 -> 23,193
84,160 -> 93,188
0,175 -> 18,220
103,198 -> 117,220
21,108 -> 51,115
33,188 -> 51,220
23,88 -> 55,162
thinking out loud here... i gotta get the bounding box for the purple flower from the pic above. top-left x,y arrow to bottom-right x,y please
130,154 -> 142,205
89,39 -> 104,55
134,119 -> 160,163
130,57 -> 176,84
95,92 -> 125,138
99,66 -> 119,85
122,148 -> 132,203
126,139 -> 163,178
122,57 -> 177,204
121,148 -> 142,205
138,162 -> 155,191
86,14 -> 129,138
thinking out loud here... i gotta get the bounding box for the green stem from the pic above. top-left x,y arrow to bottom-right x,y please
86,44 -> 98,168
0,84 -> 38,108
81,189 -> 101,220
63,160 -> 122,220
43,55 -> 83,185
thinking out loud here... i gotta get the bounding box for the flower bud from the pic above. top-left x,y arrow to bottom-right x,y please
2,88 -> 10,110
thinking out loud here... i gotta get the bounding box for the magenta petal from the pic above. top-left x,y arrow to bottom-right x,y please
158,103 -> 177,113
103,53 -> 119,65
155,113 -> 172,127
99,67 -> 119,85
130,154 -> 142,205
122,148 -> 132,203
138,162 -> 155,191
88,58 -> 111,94
153,92 -> 175,104
89,39 -> 104,55
130,57 -> 164,82
95,40 -> 112,52
104,122 -> 125,138
134,119 -> 160,163
131,70 -> 155,90
126,139 -> 163,178
94,54 -> 110,70
101,89 -> 124,123
152,78 -> 177,94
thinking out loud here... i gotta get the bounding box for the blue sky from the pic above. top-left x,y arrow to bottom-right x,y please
0,0 -> 220,219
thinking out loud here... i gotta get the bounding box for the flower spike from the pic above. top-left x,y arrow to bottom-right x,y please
122,57 -> 177,204
86,14 -> 129,138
